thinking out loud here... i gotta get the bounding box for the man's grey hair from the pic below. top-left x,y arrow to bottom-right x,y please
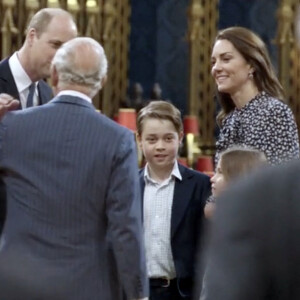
52,37 -> 108,95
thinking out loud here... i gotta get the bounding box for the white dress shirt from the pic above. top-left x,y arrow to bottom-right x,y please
56,90 -> 92,103
8,52 -> 39,108
143,161 -> 182,279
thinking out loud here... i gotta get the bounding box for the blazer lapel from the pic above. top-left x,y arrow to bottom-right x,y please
171,165 -> 194,238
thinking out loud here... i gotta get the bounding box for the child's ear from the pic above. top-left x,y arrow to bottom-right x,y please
179,131 -> 184,144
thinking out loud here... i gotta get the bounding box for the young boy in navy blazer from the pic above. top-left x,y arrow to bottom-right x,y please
136,101 -> 211,300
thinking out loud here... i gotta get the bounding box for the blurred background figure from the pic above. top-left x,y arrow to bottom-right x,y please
199,159 -> 300,300
211,26 -> 299,165
205,146 -> 267,219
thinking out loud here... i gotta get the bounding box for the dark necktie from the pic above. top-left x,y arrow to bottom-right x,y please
26,83 -> 35,108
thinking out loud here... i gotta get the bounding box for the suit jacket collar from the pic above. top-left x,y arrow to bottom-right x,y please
51,95 -> 95,110
0,57 -> 52,106
139,164 -> 195,238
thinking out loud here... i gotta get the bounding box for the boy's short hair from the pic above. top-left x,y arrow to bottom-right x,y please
137,100 -> 183,135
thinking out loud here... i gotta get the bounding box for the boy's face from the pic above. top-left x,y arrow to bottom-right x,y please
138,118 -> 183,171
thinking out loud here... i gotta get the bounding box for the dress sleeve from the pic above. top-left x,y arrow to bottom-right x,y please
261,103 -> 299,164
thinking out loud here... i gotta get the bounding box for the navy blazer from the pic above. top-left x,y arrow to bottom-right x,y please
140,164 -> 211,296
0,57 -> 53,234
0,58 -> 53,105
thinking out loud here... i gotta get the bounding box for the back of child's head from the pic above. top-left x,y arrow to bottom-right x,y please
137,100 -> 183,136
220,146 -> 267,182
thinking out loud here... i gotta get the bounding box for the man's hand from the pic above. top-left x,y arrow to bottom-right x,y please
0,93 -> 19,119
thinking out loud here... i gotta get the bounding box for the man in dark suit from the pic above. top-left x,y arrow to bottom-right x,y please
0,8 -> 77,107
0,37 -> 148,300
200,162 -> 300,300
0,7 -> 77,234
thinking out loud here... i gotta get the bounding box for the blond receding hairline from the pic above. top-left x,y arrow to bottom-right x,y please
27,8 -> 75,37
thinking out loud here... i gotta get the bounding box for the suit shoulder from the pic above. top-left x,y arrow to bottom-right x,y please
179,164 -> 210,181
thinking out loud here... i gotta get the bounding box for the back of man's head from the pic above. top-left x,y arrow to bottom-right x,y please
51,37 -> 108,98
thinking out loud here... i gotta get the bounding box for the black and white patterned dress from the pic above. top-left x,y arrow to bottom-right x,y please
216,92 -> 300,165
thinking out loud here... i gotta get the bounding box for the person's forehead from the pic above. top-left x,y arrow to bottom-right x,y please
43,15 -> 75,34
213,39 -> 236,53
40,16 -> 76,42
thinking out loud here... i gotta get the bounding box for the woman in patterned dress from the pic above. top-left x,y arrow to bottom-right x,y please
211,26 -> 300,165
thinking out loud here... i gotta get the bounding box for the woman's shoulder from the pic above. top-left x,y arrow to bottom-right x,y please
257,92 -> 290,111
245,92 -> 293,121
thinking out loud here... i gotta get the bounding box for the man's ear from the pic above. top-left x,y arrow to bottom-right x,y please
179,131 -> 184,144
26,28 -> 37,46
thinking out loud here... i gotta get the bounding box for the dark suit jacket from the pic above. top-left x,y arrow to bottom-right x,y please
0,95 -> 148,300
140,164 -> 211,297
0,58 -> 53,105
201,161 -> 300,300
0,246 -> 69,300
0,57 -> 53,234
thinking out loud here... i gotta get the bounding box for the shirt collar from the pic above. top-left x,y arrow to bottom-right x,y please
144,160 -> 182,183
9,52 -> 32,93
56,90 -> 92,103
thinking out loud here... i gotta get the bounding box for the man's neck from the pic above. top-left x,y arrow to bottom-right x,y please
17,47 -> 37,82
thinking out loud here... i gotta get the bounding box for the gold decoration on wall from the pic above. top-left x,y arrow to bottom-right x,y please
276,0 -> 300,134
47,0 -> 60,7
67,0 -> 79,19
1,0 -> 18,57
25,0 -> 39,32
67,0 -> 79,12
67,0 -> 80,35
85,0 -> 100,38
101,0 -> 131,117
187,0 -> 219,155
